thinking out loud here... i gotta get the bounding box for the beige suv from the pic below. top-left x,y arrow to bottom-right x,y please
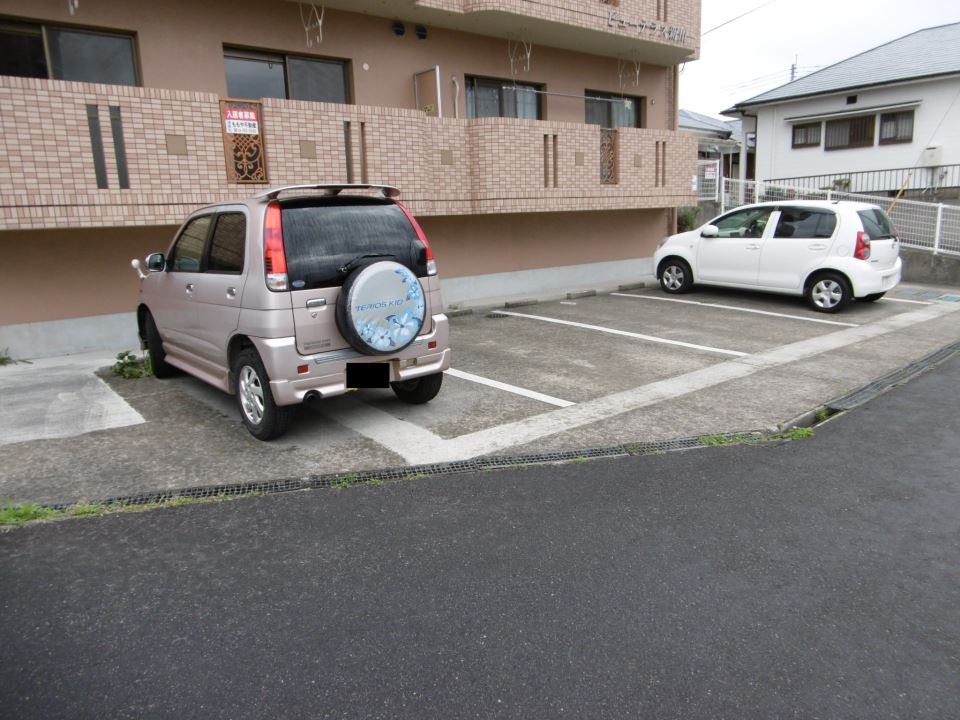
133,184 -> 450,440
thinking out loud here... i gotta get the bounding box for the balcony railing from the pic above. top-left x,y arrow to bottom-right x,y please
768,165 -> 960,199
0,77 -> 697,230
317,1 -> 700,62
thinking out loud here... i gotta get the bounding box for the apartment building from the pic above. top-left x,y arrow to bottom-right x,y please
0,0 -> 700,357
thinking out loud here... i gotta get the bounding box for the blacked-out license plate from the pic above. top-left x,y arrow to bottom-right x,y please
346,362 -> 390,389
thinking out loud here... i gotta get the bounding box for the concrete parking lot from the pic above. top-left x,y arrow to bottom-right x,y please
2,282 -> 959,505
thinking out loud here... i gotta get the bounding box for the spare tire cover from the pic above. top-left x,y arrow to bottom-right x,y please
336,261 -> 426,355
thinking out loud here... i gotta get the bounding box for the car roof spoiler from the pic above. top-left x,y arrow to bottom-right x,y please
254,184 -> 401,201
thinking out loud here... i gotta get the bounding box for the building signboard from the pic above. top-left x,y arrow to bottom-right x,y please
607,11 -> 688,43
219,99 -> 268,183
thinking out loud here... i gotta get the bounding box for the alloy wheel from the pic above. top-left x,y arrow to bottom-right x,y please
238,365 -> 265,425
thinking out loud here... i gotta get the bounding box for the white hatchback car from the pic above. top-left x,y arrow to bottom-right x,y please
654,200 -> 902,312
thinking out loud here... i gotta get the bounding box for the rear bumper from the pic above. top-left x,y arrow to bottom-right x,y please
850,257 -> 902,297
253,314 -> 451,406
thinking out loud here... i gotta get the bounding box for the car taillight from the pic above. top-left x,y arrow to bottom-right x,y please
854,230 -> 871,260
264,201 -> 288,291
396,201 -> 437,276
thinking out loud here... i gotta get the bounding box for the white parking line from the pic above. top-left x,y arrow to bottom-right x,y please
494,310 -> 748,357
611,293 -> 860,327
445,368 -> 575,408
882,297 -> 933,305
321,300 -> 960,465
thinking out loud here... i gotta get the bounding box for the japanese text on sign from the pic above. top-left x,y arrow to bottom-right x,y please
607,12 -> 688,43
224,108 -> 259,135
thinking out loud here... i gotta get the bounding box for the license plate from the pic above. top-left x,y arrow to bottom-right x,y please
346,362 -> 390,389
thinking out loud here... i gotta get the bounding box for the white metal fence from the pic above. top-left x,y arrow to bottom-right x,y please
719,178 -> 960,256
697,160 -> 721,202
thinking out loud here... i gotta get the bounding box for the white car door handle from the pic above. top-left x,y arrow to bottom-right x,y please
226,287 -> 237,298
745,244 -> 760,250
808,243 -> 827,250
185,283 -> 195,293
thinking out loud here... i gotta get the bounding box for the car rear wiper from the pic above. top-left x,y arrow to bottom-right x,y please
338,253 -> 395,274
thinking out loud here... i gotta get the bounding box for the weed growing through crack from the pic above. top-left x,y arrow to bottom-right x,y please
111,350 -> 152,379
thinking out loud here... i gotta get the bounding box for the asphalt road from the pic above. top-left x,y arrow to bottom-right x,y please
2,356 -> 959,719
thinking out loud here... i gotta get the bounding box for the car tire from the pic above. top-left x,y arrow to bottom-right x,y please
391,372 -> 443,404
145,312 -> 177,378
659,258 -> 693,294
807,273 -> 851,313
336,260 -> 426,356
233,347 -> 294,441
860,292 -> 885,302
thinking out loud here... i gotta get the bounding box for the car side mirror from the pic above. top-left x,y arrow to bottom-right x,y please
700,224 -> 719,238
146,253 -> 166,272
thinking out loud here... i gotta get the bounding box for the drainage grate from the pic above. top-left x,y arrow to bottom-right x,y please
44,432 -> 765,511
42,344 -> 960,512
826,340 -> 960,411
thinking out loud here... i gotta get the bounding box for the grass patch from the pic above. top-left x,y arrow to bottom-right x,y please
771,427 -> 815,441
331,473 -> 359,489
111,350 -> 152,379
698,434 -> 732,447
0,490 -> 271,528
0,502 -> 58,524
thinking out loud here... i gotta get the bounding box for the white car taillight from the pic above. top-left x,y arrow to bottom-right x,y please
854,231 -> 871,261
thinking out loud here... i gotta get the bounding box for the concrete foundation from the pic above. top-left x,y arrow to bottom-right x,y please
901,248 -> 960,287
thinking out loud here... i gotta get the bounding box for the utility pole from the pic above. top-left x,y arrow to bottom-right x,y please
790,54 -> 798,81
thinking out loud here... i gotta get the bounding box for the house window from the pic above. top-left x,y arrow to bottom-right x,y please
224,49 -> 349,104
585,91 -> 643,128
792,122 -> 821,148
465,76 -> 542,119
879,110 -> 913,145
0,20 -> 137,86
825,115 -> 874,151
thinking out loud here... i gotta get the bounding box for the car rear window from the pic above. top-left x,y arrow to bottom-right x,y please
280,198 -> 426,290
857,208 -> 896,239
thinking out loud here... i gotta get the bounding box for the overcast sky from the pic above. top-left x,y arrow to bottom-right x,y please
679,0 -> 960,119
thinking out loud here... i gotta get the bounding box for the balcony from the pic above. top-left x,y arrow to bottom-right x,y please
302,0 -> 700,64
0,77 -> 697,230
767,165 -> 960,201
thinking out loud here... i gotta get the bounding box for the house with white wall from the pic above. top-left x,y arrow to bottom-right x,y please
679,109 -> 754,180
723,22 -> 960,199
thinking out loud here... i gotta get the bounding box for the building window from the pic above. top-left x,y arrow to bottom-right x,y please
825,115 -> 874,150
791,122 -> 821,148
465,76 -> 542,119
879,110 -> 914,145
224,49 -> 349,104
0,20 -> 137,86
585,91 -> 643,128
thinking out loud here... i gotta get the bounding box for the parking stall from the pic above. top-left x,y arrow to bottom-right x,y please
3,282 -> 958,506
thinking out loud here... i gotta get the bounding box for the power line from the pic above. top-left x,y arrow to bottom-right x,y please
703,0 -> 781,36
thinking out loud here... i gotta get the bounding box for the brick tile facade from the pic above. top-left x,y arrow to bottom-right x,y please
0,77 -> 696,231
